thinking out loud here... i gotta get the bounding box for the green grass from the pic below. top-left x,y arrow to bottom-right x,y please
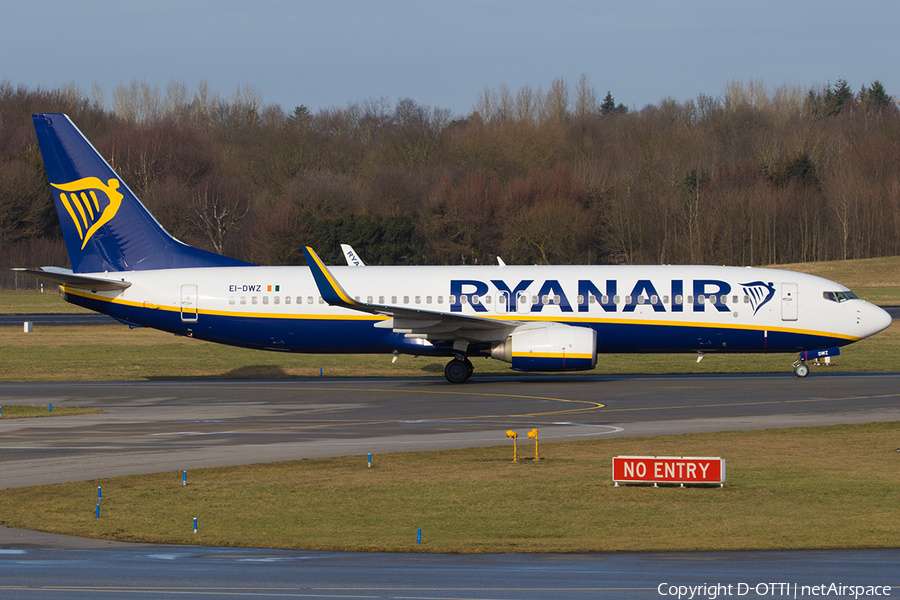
0,422 -> 897,552
1,256 -> 898,382
3,256 -> 898,316
0,256 -> 897,552
0,289 -> 94,313
0,322 -> 897,381
0,405 -> 102,418
770,255 -> 900,290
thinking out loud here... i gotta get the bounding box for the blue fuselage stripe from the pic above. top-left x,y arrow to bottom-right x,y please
74,294 -> 848,355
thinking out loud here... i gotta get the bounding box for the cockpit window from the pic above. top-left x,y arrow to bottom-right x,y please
823,291 -> 859,303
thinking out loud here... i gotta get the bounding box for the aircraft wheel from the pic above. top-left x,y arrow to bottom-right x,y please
444,359 -> 472,384
793,362 -> 809,378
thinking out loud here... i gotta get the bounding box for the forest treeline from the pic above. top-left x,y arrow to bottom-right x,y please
1,76 -> 899,288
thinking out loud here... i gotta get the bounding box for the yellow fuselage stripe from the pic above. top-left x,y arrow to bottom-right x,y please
60,286 -> 861,341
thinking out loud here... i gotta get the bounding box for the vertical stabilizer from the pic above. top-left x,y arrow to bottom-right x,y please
32,113 -> 252,273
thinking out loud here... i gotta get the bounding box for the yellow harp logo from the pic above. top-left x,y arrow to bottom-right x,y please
51,178 -> 124,250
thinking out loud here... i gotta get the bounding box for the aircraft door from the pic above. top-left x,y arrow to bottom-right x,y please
181,284 -> 198,322
781,282 -> 798,321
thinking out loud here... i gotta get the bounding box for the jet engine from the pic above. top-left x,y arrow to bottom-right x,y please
490,323 -> 597,372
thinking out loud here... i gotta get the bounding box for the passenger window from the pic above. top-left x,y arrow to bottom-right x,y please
437,296 -> 443,304
367,296 -> 373,303
448,295 -> 455,304
319,297 -> 324,304
229,297 -> 236,305
307,296 -> 314,304
240,297 -> 246,305
674,295 -> 683,305
262,296 -> 269,305
252,297 -> 258,305
285,296 -> 291,305
403,296 -> 410,304
613,295 -> 621,304
426,296 -> 433,304
379,296 -> 385,304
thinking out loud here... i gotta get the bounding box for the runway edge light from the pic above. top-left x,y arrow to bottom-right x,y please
506,430 -> 518,462
528,428 -> 539,461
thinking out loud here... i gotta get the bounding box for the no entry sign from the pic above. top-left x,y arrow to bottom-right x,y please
612,456 -> 725,487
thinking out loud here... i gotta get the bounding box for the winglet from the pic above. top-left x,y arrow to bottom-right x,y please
302,247 -> 361,308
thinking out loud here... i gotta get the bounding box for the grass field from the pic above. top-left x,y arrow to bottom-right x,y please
0,422 -> 897,553
0,321 -> 898,382
0,405 -> 102,419
0,256 -> 897,552
1,256 -> 898,382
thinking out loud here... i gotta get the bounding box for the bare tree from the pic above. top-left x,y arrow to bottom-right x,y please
189,177 -> 250,255
573,74 -> 598,119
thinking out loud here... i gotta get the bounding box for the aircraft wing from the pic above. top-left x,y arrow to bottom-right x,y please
302,247 -> 515,339
14,267 -> 131,291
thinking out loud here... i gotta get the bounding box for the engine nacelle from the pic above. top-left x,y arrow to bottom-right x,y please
490,323 -> 597,372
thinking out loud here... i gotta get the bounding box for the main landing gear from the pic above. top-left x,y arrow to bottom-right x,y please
444,358 -> 474,384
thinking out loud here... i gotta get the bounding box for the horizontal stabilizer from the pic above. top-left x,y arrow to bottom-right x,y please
13,267 -> 131,291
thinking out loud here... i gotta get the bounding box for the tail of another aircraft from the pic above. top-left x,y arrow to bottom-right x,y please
32,114 -> 251,273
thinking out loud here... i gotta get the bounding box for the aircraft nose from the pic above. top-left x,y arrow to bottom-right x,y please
864,302 -> 893,337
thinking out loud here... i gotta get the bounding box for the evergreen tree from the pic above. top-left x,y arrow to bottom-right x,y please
858,80 -> 894,112
824,79 -> 854,115
600,91 -> 628,116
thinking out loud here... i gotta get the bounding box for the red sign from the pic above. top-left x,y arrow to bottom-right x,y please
612,456 -> 725,485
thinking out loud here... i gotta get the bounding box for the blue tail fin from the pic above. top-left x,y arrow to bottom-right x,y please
32,114 -> 252,273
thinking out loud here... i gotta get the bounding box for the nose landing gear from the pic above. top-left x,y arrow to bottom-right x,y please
792,359 -> 809,378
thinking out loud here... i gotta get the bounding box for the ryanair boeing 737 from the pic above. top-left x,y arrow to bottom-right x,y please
17,114 -> 892,383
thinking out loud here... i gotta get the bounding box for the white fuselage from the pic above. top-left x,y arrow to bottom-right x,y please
60,264 -> 891,358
